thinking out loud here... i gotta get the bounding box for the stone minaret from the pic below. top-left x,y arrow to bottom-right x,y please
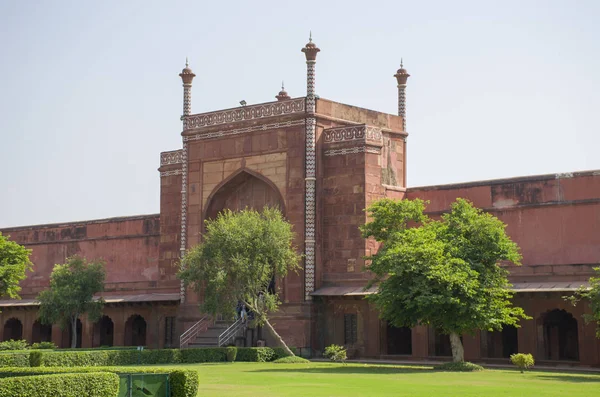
302,34 -> 320,300
178,59 -> 195,303
275,81 -> 291,101
394,60 -> 410,131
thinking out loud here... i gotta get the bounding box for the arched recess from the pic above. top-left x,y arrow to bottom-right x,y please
3,318 -> 23,341
124,315 -> 146,346
32,320 -> 52,343
386,323 -> 412,355
538,309 -> 579,361
481,325 -> 518,358
61,318 -> 82,348
93,315 -> 114,347
203,168 -> 286,222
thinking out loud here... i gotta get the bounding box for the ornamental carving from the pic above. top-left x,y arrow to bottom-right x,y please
324,146 -> 381,156
183,98 -> 305,130
323,125 -> 382,144
184,119 -> 306,142
160,150 -> 183,166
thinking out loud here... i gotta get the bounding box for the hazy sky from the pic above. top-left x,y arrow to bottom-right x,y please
1,0 -> 599,227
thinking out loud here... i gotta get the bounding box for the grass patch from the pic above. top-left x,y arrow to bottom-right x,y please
161,362 -> 600,397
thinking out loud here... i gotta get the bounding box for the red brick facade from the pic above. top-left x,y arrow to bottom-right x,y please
1,41 -> 599,365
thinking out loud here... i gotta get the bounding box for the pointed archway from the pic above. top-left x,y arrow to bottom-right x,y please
204,168 -> 285,221
3,318 -> 23,341
538,309 -> 579,361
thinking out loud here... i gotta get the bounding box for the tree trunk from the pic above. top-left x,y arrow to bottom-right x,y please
263,319 -> 295,356
71,317 -> 78,349
449,332 -> 464,362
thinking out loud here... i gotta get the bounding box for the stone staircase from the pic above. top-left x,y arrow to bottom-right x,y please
187,320 -> 232,348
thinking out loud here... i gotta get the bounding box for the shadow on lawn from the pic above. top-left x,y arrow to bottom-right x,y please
534,374 -> 600,383
248,366 -> 431,375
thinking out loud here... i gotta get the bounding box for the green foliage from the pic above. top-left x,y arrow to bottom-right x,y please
180,347 -> 227,363
179,208 -> 300,348
324,344 -> 347,363
28,351 -> 42,367
0,351 -> 30,367
434,362 -> 484,372
37,256 -> 106,348
273,346 -> 295,359
0,233 -> 33,301
273,355 -> 310,364
510,353 -> 535,373
565,267 -> 600,337
0,367 -> 197,397
0,372 -> 119,397
30,341 -> 57,349
0,339 -> 29,350
226,346 -> 237,362
236,347 -> 276,362
362,198 -> 530,361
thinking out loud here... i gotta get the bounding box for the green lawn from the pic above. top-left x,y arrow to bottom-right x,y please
166,362 -> 600,397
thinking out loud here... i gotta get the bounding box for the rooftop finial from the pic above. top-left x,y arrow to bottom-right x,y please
309,31 -> 312,42
282,80 -> 285,90
185,57 -> 189,67
400,58 -> 403,68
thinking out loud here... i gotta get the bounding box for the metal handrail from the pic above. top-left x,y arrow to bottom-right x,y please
180,315 -> 210,348
218,318 -> 245,347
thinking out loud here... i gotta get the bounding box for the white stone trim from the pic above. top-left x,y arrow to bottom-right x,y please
184,119 -> 306,142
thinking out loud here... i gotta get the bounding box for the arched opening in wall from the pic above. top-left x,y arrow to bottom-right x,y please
481,325 -> 518,358
31,320 -> 52,343
93,316 -> 114,347
61,319 -> 83,348
124,315 -> 147,346
204,169 -> 286,298
539,309 -> 579,361
429,328 -> 452,357
386,324 -> 412,355
3,318 -> 23,341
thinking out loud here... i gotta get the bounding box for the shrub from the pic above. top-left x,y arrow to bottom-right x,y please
226,346 -> 237,362
0,351 -> 30,367
0,367 -> 198,397
29,351 -> 42,367
434,362 -> 484,372
324,344 -> 347,363
0,372 -> 119,397
30,341 -> 57,349
236,347 -> 276,362
272,346 -> 296,359
0,339 -> 29,351
181,347 -> 227,363
510,353 -> 535,373
273,355 -> 310,364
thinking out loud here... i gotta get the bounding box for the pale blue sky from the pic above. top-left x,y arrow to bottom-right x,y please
1,0 -> 599,227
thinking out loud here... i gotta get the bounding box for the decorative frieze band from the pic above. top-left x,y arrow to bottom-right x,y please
324,146 -> 381,157
183,97 -> 305,130
183,119 -> 306,142
323,125 -> 382,144
160,150 -> 184,166
159,169 -> 183,177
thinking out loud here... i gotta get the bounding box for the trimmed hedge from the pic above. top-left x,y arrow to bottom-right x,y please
0,367 -> 198,397
0,372 -> 119,397
0,346 -> 286,368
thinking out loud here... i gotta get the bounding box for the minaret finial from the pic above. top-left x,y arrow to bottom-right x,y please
309,31 -> 312,42
185,57 -> 189,67
400,58 -> 403,68
282,80 -> 285,90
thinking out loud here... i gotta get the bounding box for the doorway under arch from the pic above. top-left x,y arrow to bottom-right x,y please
124,315 -> 146,346
32,320 -> 52,343
3,318 -> 23,341
539,309 -> 579,361
93,316 -> 114,347
386,324 -> 412,355
481,325 -> 518,358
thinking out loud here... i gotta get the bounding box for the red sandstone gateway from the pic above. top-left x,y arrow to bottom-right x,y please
1,38 -> 598,366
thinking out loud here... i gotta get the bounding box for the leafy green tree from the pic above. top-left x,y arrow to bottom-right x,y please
565,268 -> 600,336
361,198 -> 529,362
179,207 -> 301,356
0,233 -> 33,302
37,256 -> 106,348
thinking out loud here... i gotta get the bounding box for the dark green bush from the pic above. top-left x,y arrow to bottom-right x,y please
434,361 -> 484,372
0,367 -> 198,397
273,355 -> 310,364
30,341 -> 57,349
0,372 -> 119,397
324,344 -> 347,362
0,351 -> 30,367
0,339 -> 29,351
236,347 -> 276,362
180,347 -> 227,363
226,346 -> 237,362
29,351 -> 42,367
272,346 -> 295,359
